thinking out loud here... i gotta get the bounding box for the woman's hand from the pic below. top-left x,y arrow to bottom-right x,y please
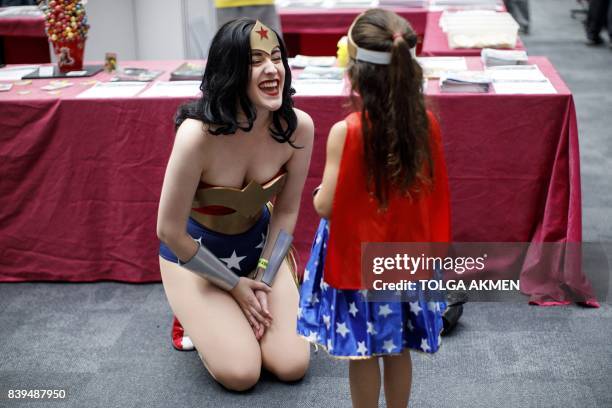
254,289 -> 274,338
230,277 -> 272,337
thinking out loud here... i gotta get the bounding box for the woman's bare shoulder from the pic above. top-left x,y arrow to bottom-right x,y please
175,118 -> 211,149
292,108 -> 314,145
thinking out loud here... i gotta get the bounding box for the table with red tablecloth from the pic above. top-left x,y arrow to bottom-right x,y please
0,13 -> 49,63
0,57 -> 594,304
279,6 -> 427,56
421,11 -> 525,56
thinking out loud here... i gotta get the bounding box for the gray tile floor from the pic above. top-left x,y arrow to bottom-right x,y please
1,1 -> 611,407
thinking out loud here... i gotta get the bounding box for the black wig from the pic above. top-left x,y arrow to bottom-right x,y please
175,18 -> 298,146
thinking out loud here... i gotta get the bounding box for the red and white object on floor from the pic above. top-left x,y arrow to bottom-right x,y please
171,316 -> 195,351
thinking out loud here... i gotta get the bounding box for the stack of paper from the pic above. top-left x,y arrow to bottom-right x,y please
417,57 -> 468,78
0,6 -> 43,17
430,0 -> 502,10
76,82 -> 147,98
439,71 -> 492,93
0,65 -> 39,81
481,48 -> 528,67
485,65 -> 557,94
333,0 -> 375,8
290,55 -> 336,69
292,79 -> 346,96
379,0 -> 427,8
297,66 -> 344,80
139,81 -> 201,98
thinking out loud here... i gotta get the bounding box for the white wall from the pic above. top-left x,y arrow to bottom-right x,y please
84,0 -> 214,61
84,0 -> 137,61
183,0 -> 217,59
134,0 -> 185,60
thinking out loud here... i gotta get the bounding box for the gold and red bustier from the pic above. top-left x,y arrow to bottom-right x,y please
190,172 -> 287,234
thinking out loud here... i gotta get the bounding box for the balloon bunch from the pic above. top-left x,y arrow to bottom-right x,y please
39,0 -> 89,43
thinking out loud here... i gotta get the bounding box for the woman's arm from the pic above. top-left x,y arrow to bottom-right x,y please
313,120 -> 348,219
259,109 -> 314,262
157,119 -> 209,262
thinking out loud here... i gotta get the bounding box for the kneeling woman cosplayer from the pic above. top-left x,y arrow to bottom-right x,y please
157,19 -> 313,391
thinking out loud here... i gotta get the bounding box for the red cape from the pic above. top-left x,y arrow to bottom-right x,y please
323,111 -> 452,289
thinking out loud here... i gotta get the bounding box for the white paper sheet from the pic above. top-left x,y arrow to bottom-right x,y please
139,81 -> 201,98
493,79 -> 557,94
485,65 -> 547,82
76,82 -> 147,98
292,79 -> 346,96
416,57 -> 468,78
0,65 -> 39,81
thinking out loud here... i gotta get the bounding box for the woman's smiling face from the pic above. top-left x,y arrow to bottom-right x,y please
247,46 -> 285,112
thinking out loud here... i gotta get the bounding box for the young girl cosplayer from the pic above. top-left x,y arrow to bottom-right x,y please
297,9 -> 451,407
157,19 -> 312,391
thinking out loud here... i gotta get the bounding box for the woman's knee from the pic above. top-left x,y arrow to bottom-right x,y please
265,351 -> 310,382
211,363 -> 261,391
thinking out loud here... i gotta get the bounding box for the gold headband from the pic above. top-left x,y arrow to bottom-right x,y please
250,20 -> 280,55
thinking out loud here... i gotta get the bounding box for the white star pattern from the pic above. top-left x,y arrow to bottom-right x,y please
420,338 -> 431,352
356,341 -> 368,356
311,293 -> 319,305
378,304 -> 392,318
303,268 -> 310,282
306,330 -> 319,343
322,314 -> 331,330
348,302 -> 359,317
336,322 -> 350,338
327,339 -> 333,352
359,290 -> 369,299
427,301 -> 440,313
220,250 -> 246,271
409,301 -> 422,315
383,339 -> 396,353
320,280 -> 329,291
316,234 -> 322,245
255,233 -> 266,249
366,321 -> 377,335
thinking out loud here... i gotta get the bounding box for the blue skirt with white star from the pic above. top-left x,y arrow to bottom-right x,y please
159,206 -> 270,277
297,219 -> 446,358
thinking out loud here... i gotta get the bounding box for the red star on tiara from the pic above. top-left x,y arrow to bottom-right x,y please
255,27 -> 269,40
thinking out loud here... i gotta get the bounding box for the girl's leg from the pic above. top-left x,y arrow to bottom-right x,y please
160,257 -> 261,391
382,350 -> 412,408
260,261 -> 310,381
349,357 -> 381,408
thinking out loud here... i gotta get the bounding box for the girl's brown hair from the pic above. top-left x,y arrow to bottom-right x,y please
348,8 -> 433,208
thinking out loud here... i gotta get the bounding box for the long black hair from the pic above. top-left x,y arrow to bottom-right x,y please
175,18 -> 298,146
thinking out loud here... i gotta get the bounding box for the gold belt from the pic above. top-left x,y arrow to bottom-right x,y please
190,209 -> 262,235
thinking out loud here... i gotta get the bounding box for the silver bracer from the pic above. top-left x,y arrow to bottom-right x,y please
261,230 -> 293,287
181,241 -> 240,291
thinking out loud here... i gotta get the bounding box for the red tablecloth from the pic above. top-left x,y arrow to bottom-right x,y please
0,14 -> 50,63
279,7 -> 427,56
421,11 -> 525,57
0,58 -> 593,304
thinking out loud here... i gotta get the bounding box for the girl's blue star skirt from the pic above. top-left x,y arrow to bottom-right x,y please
297,219 -> 446,359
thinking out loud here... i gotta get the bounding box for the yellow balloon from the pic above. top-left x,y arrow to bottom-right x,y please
336,36 -> 349,68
